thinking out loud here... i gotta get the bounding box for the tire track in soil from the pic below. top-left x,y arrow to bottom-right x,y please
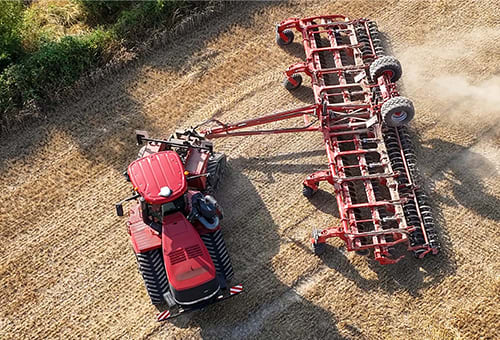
203,266 -> 330,340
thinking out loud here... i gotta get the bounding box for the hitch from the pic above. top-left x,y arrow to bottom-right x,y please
135,130 -> 213,153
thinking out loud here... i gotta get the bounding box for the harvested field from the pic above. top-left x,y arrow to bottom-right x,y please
1,1 -> 499,339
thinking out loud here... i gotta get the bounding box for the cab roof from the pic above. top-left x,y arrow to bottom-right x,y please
128,151 -> 187,204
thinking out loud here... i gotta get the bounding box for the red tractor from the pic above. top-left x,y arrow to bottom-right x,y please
116,129 -> 242,322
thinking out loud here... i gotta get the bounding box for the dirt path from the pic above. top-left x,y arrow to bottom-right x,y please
1,1 -> 499,339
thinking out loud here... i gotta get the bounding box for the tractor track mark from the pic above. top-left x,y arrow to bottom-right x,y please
203,266 -> 329,340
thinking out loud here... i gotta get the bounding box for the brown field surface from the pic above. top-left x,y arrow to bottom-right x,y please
1,1 -> 499,339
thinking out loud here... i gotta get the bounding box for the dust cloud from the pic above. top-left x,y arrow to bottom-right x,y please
428,75 -> 500,120
399,27 -> 500,129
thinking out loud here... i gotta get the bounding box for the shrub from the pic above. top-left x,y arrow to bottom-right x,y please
21,0 -> 90,52
23,29 -> 114,87
113,1 -> 197,41
0,0 -> 24,71
0,0 -> 205,130
0,29 -> 114,126
77,0 -> 134,26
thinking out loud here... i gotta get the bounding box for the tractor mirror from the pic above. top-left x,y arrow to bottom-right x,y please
135,130 -> 149,145
116,203 -> 124,217
122,171 -> 130,182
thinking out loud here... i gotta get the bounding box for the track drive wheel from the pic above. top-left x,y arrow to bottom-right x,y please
302,184 -> 317,198
135,249 -> 170,306
369,56 -> 402,82
381,96 -> 415,127
207,153 -> 227,191
283,74 -> 302,90
276,29 -> 294,46
200,229 -> 234,285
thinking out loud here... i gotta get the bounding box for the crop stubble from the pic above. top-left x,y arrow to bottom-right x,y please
0,1 -> 499,339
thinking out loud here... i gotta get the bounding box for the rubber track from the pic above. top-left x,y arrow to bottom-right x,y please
206,153 -> 226,191
201,229 -> 234,283
136,248 -> 169,305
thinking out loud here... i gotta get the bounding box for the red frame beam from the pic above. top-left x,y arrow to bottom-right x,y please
198,15 -> 438,264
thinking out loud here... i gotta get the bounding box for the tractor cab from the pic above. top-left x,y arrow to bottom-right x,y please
125,150 -> 219,229
132,151 -> 193,229
128,151 -> 187,206
115,150 -> 188,218
141,196 -> 187,226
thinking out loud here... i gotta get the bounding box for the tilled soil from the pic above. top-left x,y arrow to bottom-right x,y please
1,1 -> 499,339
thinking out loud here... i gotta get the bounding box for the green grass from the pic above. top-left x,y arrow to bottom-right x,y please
0,0 -> 24,71
0,29 -> 115,122
0,0 -> 205,130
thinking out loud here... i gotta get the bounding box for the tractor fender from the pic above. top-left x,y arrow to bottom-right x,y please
128,203 -> 161,254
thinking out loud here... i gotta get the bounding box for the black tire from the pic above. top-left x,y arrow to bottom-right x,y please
413,248 -> 428,259
381,97 -> 415,127
206,153 -> 227,191
201,229 -> 234,285
312,241 -> 326,256
355,249 -> 369,256
276,29 -> 294,46
302,185 -> 316,198
283,74 -> 302,90
136,249 -> 170,306
369,56 -> 402,82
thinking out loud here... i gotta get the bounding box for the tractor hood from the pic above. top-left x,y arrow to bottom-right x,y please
128,151 -> 187,204
162,212 -> 218,305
